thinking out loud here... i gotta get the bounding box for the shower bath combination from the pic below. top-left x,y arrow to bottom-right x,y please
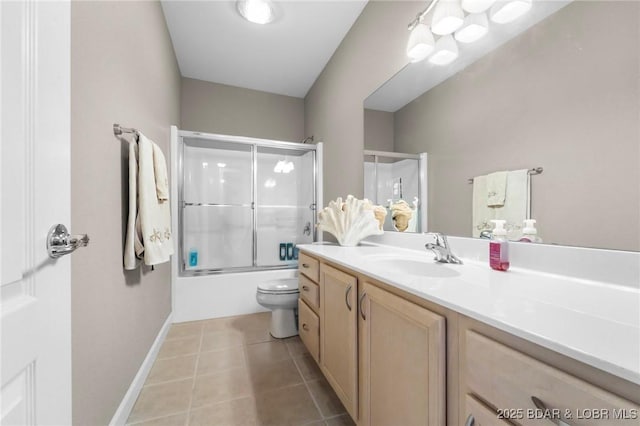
175,129 -> 323,276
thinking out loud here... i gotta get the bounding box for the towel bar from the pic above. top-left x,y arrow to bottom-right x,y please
468,167 -> 543,184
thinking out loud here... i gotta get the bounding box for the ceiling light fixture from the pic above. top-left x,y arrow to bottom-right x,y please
489,0 -> 532,24
454,12 -> 489,43
236,0 -> 275,25
428,35 -> 459,65
431,0 -> 465,35
461,0 -> 496,14
406,23 -> 435,62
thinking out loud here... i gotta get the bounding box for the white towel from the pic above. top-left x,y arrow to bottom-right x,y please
486,171 -> 507,207
492,169 -> 530,240
124,141 -> 141,270
153,143 -> 169,201
472,175 -> 493,238
137,133 -> 174,266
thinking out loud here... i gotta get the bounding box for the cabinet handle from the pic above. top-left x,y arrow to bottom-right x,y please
302,285 -> 309,291
302,263 -> 310,268
531,396 -> 571,426
465,414 -> 474,426
302,323 -> 309,331
345,285 -> 352,311
359,292 -> 367,320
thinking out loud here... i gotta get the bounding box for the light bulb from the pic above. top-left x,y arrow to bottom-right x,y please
428,35 -> 459,65
431,0 -> 465,35
236,0 -> 275,25
406,23 -> 435,62
490,0 -> 532,24
461,0 -> 496,14
455,13 -> 489,43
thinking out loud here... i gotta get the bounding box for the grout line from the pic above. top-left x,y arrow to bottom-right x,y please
184,324 -> 205,426
292,352 -> 325,421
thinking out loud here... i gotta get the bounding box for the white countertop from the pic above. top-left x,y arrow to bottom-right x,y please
298,242 -> 640,386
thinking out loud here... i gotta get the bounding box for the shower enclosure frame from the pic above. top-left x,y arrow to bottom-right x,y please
176,129 -> 323,276
363,149 -> 428,233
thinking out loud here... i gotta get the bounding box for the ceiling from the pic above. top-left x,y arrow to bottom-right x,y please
161,1 -> 368,98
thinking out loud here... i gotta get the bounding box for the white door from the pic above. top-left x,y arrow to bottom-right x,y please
1,1 -> 72,425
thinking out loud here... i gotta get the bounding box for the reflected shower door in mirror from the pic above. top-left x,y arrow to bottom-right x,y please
363,0 -> 639,251
364,150 -> 427,233
179,133 -> 320,275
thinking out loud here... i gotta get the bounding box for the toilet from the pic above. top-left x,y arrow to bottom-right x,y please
256,278 -> 300,338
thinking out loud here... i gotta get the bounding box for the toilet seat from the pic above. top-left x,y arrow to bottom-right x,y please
257,278 -> 299,295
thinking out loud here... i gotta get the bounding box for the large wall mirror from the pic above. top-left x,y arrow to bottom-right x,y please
364,0 -> 639,251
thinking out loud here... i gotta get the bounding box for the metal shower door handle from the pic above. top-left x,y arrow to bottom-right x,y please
47,224 -> 89,258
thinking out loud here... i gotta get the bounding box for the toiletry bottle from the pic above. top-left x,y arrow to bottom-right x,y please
519,219 -> 542,243
489,220 -> 509,271
188,248 -> 198,267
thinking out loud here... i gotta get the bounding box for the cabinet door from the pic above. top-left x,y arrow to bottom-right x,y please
359,282 -> 446,426
320,264 -> 358,420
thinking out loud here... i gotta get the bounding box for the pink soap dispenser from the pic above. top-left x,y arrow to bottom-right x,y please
489,220 -> 510,271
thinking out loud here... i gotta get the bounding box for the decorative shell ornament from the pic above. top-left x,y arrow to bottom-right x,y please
317,195 -> 384,246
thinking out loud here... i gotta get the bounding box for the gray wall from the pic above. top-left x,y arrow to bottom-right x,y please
393,1 -> 639,251
70,2 -> 180,425
181,77 -> 305,142
364,109 -> 395,152
304,1 -> 424,203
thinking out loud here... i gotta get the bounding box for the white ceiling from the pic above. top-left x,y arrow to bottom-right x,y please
161,1 -> 368,98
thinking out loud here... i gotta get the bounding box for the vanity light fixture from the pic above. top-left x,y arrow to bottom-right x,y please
428,35 -> 459,65
236,0 -> 275,25
454,12 -> 489,43
406,23 -> 435,62
431,0 -> 465,35
461,0 -> 496,14
489,0 -> 532,24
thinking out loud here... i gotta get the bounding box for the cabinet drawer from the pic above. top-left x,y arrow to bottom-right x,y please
299,275 -> 319,311
465,331 -> 640,426
464,395 -> 513,426
299,252 -> 319,283
298,299 -> 320,363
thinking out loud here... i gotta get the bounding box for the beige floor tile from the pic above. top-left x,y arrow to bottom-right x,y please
166,321 -> 203,340
189,396 -> 259,426
127,412 -> 188,426
227,312 -> 271,332
128,379 -> 192,424
197,348 -> 245,376
293,354 -> 323,382
307,379 -> 346,418
254,383 -> 321,426
146,355 -> 197,385
201,329 -> 245,352
202,316 -> 234,333
157,336 -> 201,359
242,327 -> 276,345
191,367 -> 252,409
324,414 -> 355,426
245,341 -> 291,366
284,336 -> 308,357
248,358 -> 303,394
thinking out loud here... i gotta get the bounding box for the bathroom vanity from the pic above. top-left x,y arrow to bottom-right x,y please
297,243 -> 640,426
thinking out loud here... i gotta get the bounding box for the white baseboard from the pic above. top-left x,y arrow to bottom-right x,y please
109,313 -> 173,426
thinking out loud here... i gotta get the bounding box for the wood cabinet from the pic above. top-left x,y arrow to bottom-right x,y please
319,263 -> 358,420
298,250 -> 640,426
359,281 -> 446,426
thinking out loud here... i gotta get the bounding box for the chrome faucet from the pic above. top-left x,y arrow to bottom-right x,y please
425,233 -> 463,264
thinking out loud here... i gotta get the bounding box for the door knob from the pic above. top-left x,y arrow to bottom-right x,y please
47,224 -> 89,258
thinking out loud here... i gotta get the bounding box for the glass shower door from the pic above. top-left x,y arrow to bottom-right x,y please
182,138 -> 253,271
255,146 -> 315,267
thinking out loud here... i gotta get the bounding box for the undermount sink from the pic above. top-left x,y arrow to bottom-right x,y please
363,253 -> 461,278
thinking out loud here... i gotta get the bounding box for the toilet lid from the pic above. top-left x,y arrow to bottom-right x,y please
257,278 -> 299,294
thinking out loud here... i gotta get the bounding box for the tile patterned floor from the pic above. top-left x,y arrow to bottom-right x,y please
127,312 -> 354,426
